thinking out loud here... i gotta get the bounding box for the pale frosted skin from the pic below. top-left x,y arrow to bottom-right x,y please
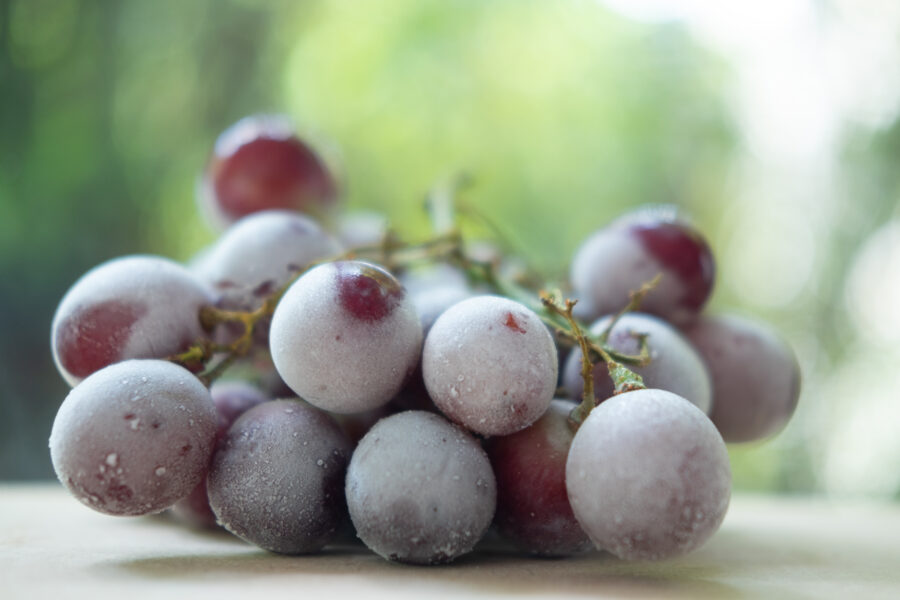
683,314 -> 801,443
51,255 -> 215,387
566,389 -> 731,561
207,399 -> 352,554
422,296 -> 558,436
346,411 -> 496,565
198,210 -> 341,310
269,261 -> 423,413
563,312 -> 712,414
49,360 -> 218,516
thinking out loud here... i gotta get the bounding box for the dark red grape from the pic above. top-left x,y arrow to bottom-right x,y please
199,115 -> 337,227
486,399 -> 591,556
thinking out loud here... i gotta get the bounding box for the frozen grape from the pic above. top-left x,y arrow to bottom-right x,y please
51,255 -> 215,387
346,411 -> 496,564
335,210 -> 388,248
49,360 -> 218,516
171,381 -> 269,528
422,295 -> 557,436
199,114 -> 337,227
570,207 -> 715,324
683,314 -> 801,443
207,399 -> 352,554
562,312 -> 711,413
197,210 -> 341,312
566,388 -> 731,561
485,399 -> 591,556
269,260 -> 422,413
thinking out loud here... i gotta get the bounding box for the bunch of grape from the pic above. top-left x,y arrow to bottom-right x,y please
48,115 -> 801,565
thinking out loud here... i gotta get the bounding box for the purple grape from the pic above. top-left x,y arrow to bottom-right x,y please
269,260 -> 422,413
207,399 -> 352,554
566,388 -> 731,561
485,399 -> 591,556
570,207 -> 715,324
562,312 -> 711,413
51,256 -> 215,386
422,296 -> 558,436
346,411 -> 496,564
49,360 -> 218,516
197,210 -> 342,312
683,314 -> 801,443
199,115 -> 338,227
171,381 -> 269,528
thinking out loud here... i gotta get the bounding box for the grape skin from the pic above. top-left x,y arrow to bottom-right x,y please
422,295 -> 558,436
49,360 -> 218,516
566,388 -> 731,561
51,255 -> 215,387
570,211 -> 714,324
207,399 -> 352,554
683,314 -> 801,443
346,411 -> 496,565
562,312 -> 712,414
269,261 -> 423,414
485,399 -> 591,556
171,381 -> 269,528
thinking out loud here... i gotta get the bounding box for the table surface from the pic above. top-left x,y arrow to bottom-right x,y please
2,483 -> 899,600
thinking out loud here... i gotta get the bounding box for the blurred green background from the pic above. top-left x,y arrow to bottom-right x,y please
2,0 -> 899,499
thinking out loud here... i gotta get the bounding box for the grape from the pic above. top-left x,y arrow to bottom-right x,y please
269,260 -> 422,414
683,314 -> 801,443
562,312 -> 712,414
197,210 -> 342,311
171,381 -> 269,528
422,295 -> 557,436
49,360 -> 218,516
199,114 -> 337,227
485,399 -> 591,556
345,411 -> 496,565
570,207 -> 715,324
51,256 -> 215,386
566,388 -> 731,561
207,399 -> 352,554
335,210 -> 388,248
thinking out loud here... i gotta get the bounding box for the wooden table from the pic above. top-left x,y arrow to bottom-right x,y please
2,484 -> 899,599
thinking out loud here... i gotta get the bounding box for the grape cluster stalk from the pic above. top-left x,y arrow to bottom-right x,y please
48,114 -> 802,564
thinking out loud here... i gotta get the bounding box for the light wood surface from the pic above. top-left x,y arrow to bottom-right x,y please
2,483 -> 899,599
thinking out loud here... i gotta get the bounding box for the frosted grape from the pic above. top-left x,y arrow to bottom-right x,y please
171,380 -> 269,528
562,312 -> 712,413
570,207 -> 714,324
346,411 -> 496,564
207,399 -> 352,554
197,210 -> 341,312
269,260 -> 422,413
51,255 -> 215,386
683,314 -> 801,443
422,295 -> 557,436
49,360 -> 218,516
566,388 -> 731,561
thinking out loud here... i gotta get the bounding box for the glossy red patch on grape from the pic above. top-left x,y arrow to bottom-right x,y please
629,222 -> 714,310
210,136 -> 336,221
504,312 -> 527,334
336,263 -> 403,323
56,300 -> 147,378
